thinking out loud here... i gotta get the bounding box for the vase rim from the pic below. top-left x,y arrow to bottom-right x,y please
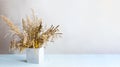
26,47 -> 44,49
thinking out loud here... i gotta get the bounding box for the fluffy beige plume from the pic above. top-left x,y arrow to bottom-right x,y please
1,13 -> 62,52
1,15 -> 23,38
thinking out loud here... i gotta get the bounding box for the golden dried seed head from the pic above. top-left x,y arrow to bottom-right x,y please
1,12 -> 62,52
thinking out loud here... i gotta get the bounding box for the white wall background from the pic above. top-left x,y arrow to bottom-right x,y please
0,0 -> 120,54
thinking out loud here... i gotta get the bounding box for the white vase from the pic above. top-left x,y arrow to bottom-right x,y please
26,47 -> 44,64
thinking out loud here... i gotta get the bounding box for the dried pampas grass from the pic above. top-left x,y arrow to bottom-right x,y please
1,12 -> 62,52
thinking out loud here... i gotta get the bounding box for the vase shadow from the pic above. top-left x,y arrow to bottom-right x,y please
20,60 -> 27,63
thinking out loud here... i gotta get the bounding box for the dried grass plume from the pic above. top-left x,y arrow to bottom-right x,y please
0,13 -> 62,52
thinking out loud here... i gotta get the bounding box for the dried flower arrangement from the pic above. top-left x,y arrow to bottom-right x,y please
0,12 -> 62,52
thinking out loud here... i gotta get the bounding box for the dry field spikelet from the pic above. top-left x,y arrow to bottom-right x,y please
1,13 -> 62,52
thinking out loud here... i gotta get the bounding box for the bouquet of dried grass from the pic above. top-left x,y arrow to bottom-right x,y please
1,13 -> 62,52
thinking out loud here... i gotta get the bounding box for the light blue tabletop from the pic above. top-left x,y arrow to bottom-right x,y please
0,54 -> 120,67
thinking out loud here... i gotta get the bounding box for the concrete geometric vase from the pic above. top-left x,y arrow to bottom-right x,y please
26,47 -> 44,64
